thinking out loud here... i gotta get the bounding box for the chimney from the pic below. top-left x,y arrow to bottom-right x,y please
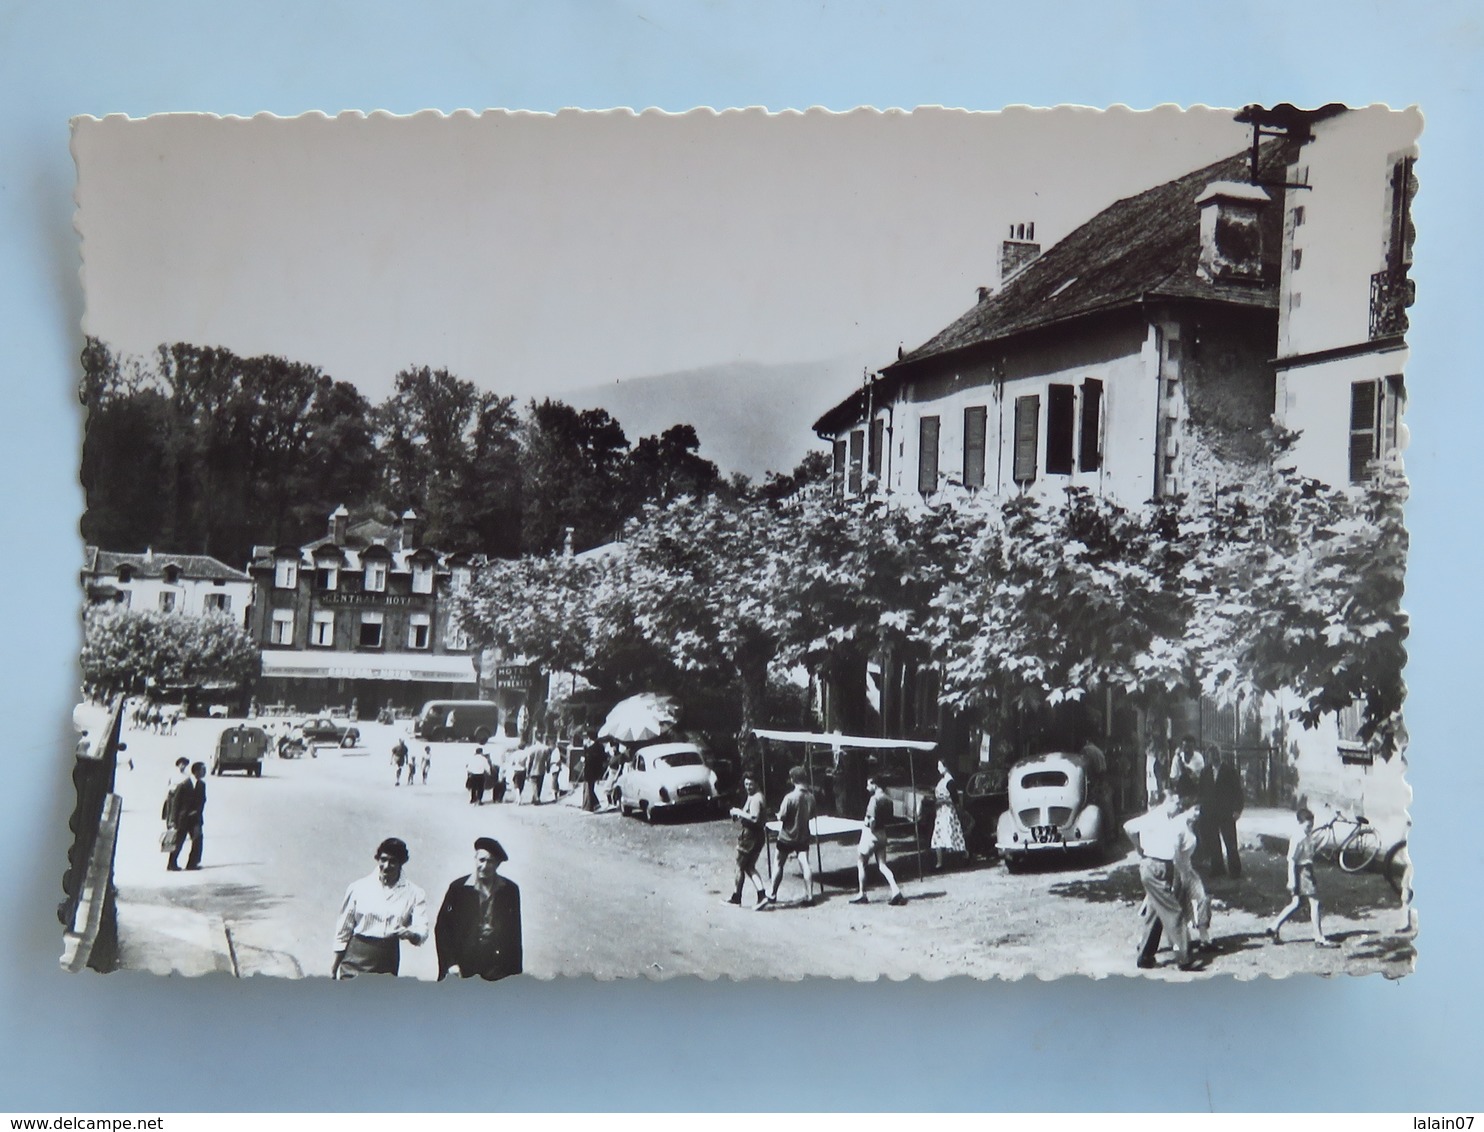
328,504 -> 349,545
400,509 -> 419,551
1000,221 -> 1041,283
1196,181 -> 1270,283
977,285 -> 993,303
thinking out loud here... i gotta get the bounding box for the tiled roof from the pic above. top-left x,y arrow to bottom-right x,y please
83,547 -> 252,583
815,144 -> 1289,434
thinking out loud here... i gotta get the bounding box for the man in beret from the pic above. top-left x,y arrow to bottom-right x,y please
435,837 -> 523,981
331,837 -> 429,979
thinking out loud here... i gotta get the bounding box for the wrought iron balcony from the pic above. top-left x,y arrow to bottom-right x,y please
1369,267 -> 1414,340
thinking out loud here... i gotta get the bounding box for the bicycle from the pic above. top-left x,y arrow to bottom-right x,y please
1309,810 -> 1382,873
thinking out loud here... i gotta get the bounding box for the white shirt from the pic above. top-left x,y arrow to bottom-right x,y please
1125,807 -> 1190,862
332,873 -> 429,951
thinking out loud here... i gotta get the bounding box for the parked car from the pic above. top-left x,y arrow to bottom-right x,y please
962,770 -> 1010,859
413,699 -> 501,744
615,742 -> 720,821
995,751 -> 1109,871
212,725 -> 269,777
297,717 -> 361,749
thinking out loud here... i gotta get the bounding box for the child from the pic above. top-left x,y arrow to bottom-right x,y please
850,776 -> 906,906
1269,806 -> 1339,948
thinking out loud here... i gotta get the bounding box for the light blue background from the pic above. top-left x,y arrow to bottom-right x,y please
2,0 -> 1479,1112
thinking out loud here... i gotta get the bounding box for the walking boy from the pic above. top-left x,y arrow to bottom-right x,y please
761,767 -> 815,908
725,772 -> 767,907
851,775 -> 905,906
1269,806 -> 1339,948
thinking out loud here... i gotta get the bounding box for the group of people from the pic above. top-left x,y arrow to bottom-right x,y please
331,835 -> 523,981
722,765 -> 911,910
1127,736 -> 1339,970
161,756 -> 207,872
392,737 -> 431,786
132,699 -> 181,735
461,743 -> 565,806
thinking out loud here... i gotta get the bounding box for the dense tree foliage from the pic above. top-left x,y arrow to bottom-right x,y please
79,339 -> 721,567
81,607 -> 260,699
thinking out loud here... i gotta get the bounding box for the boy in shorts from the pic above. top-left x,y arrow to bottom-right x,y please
851,776 -> 906,906
761,767 -> 815,908
725,772 -> 768,907
1269,806 -> 1338,948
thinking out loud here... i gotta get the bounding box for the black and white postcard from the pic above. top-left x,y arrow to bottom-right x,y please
65,105 -> 1418,981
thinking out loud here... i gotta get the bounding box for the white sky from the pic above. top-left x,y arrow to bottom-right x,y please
73,105 -> 1252,404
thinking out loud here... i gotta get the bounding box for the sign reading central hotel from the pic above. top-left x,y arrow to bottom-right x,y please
320,592 -> 422,607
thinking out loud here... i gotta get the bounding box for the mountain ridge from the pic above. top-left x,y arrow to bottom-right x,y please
561,357 -> 871,482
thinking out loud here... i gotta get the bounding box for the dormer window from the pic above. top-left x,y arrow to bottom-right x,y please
452,565 -> 472,591
117,565 -> 133,584
316,564 -> 339,591
364,561 -> 387,593
273,559 -> 298,590
411,561 -> 434,595
163,565 -> 181,585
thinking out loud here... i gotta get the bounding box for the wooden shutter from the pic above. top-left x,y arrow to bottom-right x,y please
848,429 -> 865,494
1046,384 -> 1075,474
963,406 -> 987,489
868,418 -> 885,483
1078,378 -> 1103,472
1349,380 -> 1378,483
1013,395 -> 1039,484
832,438 -> 847,496
918,416 -> 940,494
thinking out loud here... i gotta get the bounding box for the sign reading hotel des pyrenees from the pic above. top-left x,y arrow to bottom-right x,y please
70,105 -> 1416,984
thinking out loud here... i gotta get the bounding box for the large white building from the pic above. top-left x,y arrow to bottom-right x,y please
82,546 -> 253,624
1259,104 -> 1419,487
815,146 -> 1288,511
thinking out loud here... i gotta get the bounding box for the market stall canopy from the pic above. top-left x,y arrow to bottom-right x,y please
752,729 -> 937,751
259,651 -> 476,683
598,692 -> 679,743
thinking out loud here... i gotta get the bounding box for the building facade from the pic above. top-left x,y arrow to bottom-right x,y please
247,506 -> 479,713
811,112 -> 1416,841
82,547 -> 253,624
816,147 -> 1287,511
1264,104 -> 1419,490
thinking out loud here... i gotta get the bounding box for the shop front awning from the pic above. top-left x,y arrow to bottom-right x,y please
259,650 -> 477,684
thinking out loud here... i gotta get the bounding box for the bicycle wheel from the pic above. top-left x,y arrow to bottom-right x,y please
1309,827 -> 1335,865
1339,826 -> 1381,873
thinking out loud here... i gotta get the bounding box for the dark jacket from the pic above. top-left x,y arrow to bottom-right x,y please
435,874 -> 522,981
168,778 -> 206,828
1210,763 -> 1245,818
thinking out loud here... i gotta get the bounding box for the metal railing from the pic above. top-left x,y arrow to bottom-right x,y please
1369,267 -> 1414,340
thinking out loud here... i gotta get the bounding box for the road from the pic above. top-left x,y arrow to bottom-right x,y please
106,714 -> 1416,981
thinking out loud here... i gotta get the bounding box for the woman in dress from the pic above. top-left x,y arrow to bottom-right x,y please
930,759 -> 967,870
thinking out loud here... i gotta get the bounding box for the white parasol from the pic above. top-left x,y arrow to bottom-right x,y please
597,693 -> 679,744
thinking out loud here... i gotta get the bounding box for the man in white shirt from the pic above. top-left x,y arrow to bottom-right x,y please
331,837 -> 430,978
1124,794 -> 1197,971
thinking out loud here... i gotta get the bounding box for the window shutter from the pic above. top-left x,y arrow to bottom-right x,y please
868,418 -> 885,482
1349,380 -> 1378,483
848,429 -> 865,494
918,416 -> 940,494
963,406 -> 987,489
1046,384 -> 1075,474
1078,379 -> 1103,472
1013,396 -> 1039,484
832,439 -> 847,496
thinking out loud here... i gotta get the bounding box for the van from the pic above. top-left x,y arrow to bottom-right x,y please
212,725 -> 269,777
414,700 -> 501,743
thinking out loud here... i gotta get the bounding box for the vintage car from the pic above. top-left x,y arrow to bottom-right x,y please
278,717 -> 361,756
614,741 -> 720,821
212,724 -> 270,777
995,751 -> 1108,871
